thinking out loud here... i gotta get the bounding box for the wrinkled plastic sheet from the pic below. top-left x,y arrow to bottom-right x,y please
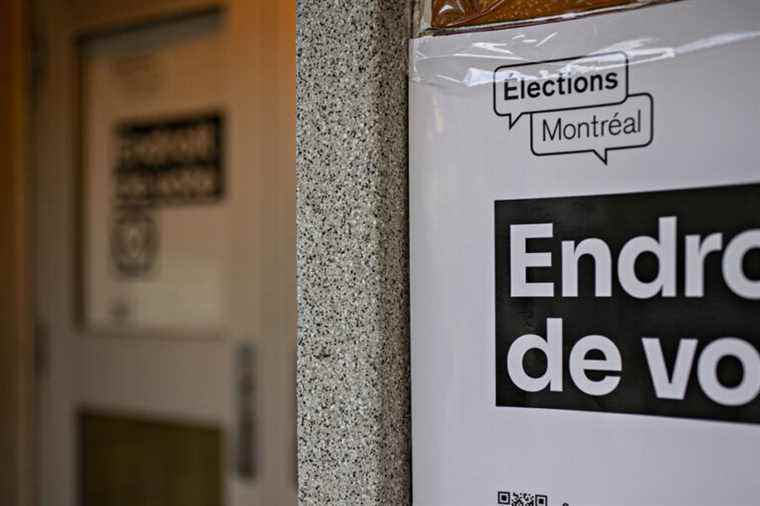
423,0 -> 675,33
413,3 -> 760,90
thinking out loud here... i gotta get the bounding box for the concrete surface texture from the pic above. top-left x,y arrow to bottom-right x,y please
296,0 -> 412,504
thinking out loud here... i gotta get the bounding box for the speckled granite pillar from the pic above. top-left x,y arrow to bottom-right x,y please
296,1 -> 412,504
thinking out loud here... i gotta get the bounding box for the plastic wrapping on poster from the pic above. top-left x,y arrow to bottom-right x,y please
412,2 -> 760,92
420,0 -> 675,33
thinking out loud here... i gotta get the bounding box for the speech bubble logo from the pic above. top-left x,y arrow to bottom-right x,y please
529,93 -> 654,164
493,52 -> 629,129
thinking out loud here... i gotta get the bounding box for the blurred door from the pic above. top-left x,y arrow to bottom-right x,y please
32,1 -> 295,505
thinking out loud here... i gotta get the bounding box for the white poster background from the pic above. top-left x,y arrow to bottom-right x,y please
410,1 -> 760,505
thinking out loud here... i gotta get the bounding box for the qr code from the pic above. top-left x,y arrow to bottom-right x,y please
497,491 -> 548,506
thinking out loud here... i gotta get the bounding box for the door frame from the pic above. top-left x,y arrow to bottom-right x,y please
0,0 -> 33,504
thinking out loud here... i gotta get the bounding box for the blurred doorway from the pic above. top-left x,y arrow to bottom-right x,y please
31,1 -> 296,505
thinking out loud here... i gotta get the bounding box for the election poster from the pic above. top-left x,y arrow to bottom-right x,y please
410,1 -> 760,504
